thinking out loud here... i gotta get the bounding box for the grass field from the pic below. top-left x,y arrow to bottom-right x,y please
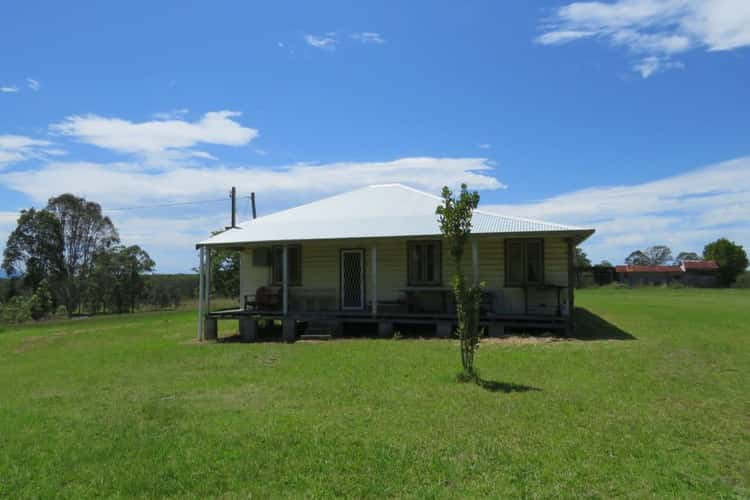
0,288 -> 748,498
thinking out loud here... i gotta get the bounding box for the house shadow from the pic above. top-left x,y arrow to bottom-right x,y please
216,331 -> 285,344
476,378 -> 541,393
570,308 -> 636,341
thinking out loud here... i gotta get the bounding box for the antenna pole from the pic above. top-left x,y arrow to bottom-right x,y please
251,192 -> 257,219
230,187 -> 237,228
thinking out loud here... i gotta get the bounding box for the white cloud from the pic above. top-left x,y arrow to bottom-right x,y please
478,143 -> 492,150
113,212 -> 224,250
0,211 -> 18,230
189,151 -> 218,161
632,55 -> 684,77
26,78 -> 40,91
304,33 -> 338,50
49,111 -> 258,165
351,32 -> 385,44
1,86 -> 19,93
152,108 -> 189,120
483,156 -> 750,263
0,155 -> 503,272
0,211 -> 20,263
537,0 -> 750,77
537,30 -> 597,44
0,135 -> 61,169
0,157 -> 503,207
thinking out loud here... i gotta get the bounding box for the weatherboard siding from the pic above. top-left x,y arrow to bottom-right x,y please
239,235 -> 570,316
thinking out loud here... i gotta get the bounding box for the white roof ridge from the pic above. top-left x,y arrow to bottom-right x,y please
368,183 -> 443,201
237,185 -> 375,227
474,207 -> 588,230
385,184 -> 584,229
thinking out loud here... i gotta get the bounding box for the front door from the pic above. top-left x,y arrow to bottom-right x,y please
341,250 -> 364,310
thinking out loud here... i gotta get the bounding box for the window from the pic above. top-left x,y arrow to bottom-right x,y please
408,241 -> 441,285
271,245 -> 302,286
505,239 -> 544,286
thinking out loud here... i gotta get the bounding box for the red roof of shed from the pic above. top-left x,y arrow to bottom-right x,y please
681,260 -> 719,271
615,265 -> 681,273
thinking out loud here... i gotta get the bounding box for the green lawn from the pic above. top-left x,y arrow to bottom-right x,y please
1,289 -> 748,498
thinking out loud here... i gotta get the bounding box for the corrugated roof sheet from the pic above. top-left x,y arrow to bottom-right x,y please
681,260 -> 719,271
198,184 -> 595,247
615,265 -> 682,273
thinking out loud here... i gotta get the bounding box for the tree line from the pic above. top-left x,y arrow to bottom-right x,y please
0,194 -> 202,322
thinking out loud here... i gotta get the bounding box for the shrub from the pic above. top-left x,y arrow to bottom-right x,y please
29,279 -> 53,320
732,272 -> 750,288
1,296 -> 33,323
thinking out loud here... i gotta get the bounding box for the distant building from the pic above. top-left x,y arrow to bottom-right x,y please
679,260 -> 720,287
615,265 -> 683,286
615,260 -> 719,287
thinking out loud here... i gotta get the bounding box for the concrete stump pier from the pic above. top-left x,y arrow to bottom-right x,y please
239,318 -> 257,342
488,324 -> 505,338
282,320 -> 296,343
204,318 -> 218,341
378,322 -> 394,339
436,322 -> 453,338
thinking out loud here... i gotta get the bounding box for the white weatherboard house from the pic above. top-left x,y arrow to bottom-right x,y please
195,184 -> 594,341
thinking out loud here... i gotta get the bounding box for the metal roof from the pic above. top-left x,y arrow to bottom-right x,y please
198,184 -> 595,247
681,260 -> 719,271
615,265 -> 682,273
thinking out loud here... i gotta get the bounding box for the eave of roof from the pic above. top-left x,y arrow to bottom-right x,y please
197,184 -> 595,248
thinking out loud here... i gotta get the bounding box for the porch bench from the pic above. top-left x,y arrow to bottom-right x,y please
291,288 -> 338,312
369,299 -> 407,315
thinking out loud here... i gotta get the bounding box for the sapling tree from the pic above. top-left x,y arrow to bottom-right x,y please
436,184 -> 483,381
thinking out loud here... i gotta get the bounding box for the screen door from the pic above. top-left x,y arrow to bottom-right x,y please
341,250 -> 364,310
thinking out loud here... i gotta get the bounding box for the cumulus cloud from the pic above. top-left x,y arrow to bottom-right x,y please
304,33 -> 338,50
0,135 -> 62,169
351,32 -> 385,44
537,0 -> 750,77
49,111 -> 258,165
0,155 -> 503,271
0,157 -> 503,207
483,156 -> 750,263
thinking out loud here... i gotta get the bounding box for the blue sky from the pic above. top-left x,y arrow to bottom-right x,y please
1,0 -> 749,272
